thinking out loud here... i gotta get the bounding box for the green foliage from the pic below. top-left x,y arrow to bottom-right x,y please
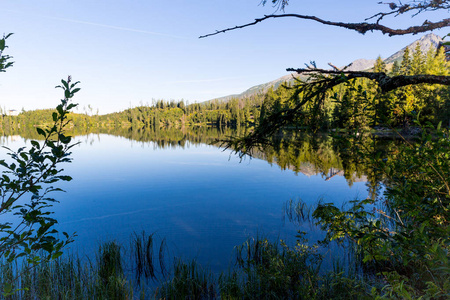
0,76 -> 79,296
96,242 -> 130,299
218,29 -> 449,298
225,44 -> 449,162
0,33 -> 14,73
218,234 -> 373,299
223,235 -> 321,298
373,56 -> 387,73
2,93 -> 265,132
311,126 -> 450,298
0,242 -> 133,299
156,259 -> 217,299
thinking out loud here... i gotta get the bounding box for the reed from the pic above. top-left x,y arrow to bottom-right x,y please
283,198 -> 312,225
131,231 -> 158,284
0,232 -> 373,299
0,243 -> 134,299
156,259 -> 217,299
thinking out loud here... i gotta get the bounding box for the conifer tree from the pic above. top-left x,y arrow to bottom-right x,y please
400,47 -> 412,75
391,60 -> 401,76
373,56 -> 387,73
411,43 -> 425,75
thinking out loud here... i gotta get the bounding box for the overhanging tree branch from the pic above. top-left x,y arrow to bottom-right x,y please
286,67 -> 450,93
199,14 -> 450,38
367,1 -> 450,23
208,0 -> 450,157
221,66 -> 450,158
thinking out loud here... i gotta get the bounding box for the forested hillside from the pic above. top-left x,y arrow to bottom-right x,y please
2,43 -> 448,134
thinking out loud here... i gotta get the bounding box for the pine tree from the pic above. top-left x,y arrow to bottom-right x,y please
393,46 -> 416,127
411,43 -> 425,75
400,47 -> 412,75
372,56 -> 387,126
391,60 -> 401,76
421,46 -> 450,125
373,56 -> 387,73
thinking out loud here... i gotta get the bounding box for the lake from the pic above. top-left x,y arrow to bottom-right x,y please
1,129 -> 371,272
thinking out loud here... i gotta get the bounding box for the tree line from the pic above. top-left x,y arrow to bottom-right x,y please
262,44 -> 449,131
2,44 -> 448,135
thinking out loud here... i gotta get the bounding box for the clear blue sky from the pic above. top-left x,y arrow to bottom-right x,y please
1,0 -> 447,114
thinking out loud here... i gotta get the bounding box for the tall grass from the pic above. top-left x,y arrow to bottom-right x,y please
283,198 -> 312,225
132,232 -> 156,285
0,231 -> 376,299
219,235 -> 372,299
156,259 -> 217,299
0,242 -> 133,299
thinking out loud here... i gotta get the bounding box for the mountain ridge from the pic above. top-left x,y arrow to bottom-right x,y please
207,33 -> 443,103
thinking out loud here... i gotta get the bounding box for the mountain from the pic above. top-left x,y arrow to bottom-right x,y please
210,73 -> 299,103
345,59 -> 377,71
384,33 -> 443,64
346,33 -> 443,71
207,33 -> 443,103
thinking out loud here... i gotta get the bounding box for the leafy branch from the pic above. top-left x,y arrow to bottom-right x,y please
0,76 -> 80,295
0,33 -> 14,72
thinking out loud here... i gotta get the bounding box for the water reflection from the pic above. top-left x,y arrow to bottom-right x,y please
7,126 -> 400,188
1,126 -> 398,271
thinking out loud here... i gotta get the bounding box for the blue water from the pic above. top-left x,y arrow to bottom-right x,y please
1,133 -> 369,271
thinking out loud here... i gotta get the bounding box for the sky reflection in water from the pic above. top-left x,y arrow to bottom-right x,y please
1,133 -> 369,271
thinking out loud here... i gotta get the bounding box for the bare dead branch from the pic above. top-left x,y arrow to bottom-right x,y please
286,67 -> 450,93
199,14 -> 450,39
368,1 -> 450,23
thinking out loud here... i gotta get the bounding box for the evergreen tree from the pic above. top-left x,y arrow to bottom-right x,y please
400,47 -> 412,75
373,56 -> 387,73
391,60 -> 401,76
411,43 -> 425,75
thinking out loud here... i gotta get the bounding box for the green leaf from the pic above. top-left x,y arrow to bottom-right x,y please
2,174 -> 10,182
30,140 -> 40,149
2,283 -> 12,295
67,103 -> 78,110
36,127 -> 46,136
58,175 -> 72,181
56,104 -> 63,115
61,79 -> 69,90
52,251 -> 63,260
20,152 -> 28,161
59,134 -> 71,144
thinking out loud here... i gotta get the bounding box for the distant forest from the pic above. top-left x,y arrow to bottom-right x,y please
2,45 -> 449,134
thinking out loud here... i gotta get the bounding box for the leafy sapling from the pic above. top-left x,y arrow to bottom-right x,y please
0,76 -> 80,295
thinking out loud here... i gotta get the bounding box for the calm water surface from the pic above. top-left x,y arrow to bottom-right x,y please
1,133 -> 369,271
